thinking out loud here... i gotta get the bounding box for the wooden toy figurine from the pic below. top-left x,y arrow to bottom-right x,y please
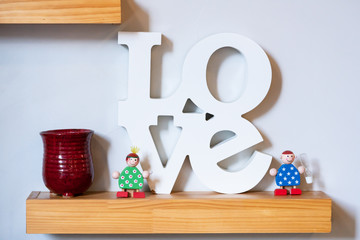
269,150 -> 305,196
112,146 -> 150,198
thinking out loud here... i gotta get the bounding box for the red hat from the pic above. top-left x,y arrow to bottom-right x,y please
126,152 -> 139,159
282,150 -> 294,155
126,146 -> 140,161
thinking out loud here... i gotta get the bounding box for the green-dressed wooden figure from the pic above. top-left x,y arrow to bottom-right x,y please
112,146 -> 150,198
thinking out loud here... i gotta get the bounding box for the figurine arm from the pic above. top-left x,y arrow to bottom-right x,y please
269,168 -> 277,176
142,170 -> 150,179
112,171 -> 120,179
298,166 -> 305,174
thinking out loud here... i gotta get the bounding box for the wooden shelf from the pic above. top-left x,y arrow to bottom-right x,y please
26,191 -> 332,234
0,0 -> 121,24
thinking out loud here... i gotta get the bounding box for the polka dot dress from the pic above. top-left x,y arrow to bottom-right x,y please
118,166 -> 144,189
275,164 -> 300,186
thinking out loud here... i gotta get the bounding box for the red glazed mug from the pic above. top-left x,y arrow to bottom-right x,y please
40,129 -> 94,197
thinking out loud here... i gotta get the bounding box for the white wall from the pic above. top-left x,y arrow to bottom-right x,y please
0,0 -> 359,239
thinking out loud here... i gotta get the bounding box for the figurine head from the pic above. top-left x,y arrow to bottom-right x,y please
126,146 -> 140,167
280,150 -> 295,164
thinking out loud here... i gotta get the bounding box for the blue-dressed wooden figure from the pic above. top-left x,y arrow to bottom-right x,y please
269,150 -> 305,196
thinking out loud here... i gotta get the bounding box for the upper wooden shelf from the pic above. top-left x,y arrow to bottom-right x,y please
26,191 -> 332,234
0,0 -> 121,24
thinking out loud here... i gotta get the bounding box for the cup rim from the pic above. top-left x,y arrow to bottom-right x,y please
40,129 -> 94,136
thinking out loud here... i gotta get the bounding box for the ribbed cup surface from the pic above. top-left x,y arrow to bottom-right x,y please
40,129 -> 94,196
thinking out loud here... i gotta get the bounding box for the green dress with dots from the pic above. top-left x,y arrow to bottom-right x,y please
118,166 -> 144,189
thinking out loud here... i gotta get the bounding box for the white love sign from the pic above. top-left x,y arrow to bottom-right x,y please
118,32 -> 272,194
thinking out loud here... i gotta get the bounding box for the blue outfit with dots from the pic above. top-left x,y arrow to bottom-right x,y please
275,164 -> 300,186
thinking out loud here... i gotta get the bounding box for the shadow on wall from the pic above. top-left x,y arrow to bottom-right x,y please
243,52 -> 282,122
315,200 -> 356,239
247,52 -> 282,191
88,134 -> 111,191
119,0 -> 149,32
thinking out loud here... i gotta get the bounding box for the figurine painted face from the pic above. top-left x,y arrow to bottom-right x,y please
127,156 -> 139,167
280,151 -> 295,164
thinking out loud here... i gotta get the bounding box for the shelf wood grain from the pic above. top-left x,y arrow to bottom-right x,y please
0,0 -> 121,24
26,191 -> 332,234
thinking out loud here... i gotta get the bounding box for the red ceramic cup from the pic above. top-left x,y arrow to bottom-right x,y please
40,129 -> 94,197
